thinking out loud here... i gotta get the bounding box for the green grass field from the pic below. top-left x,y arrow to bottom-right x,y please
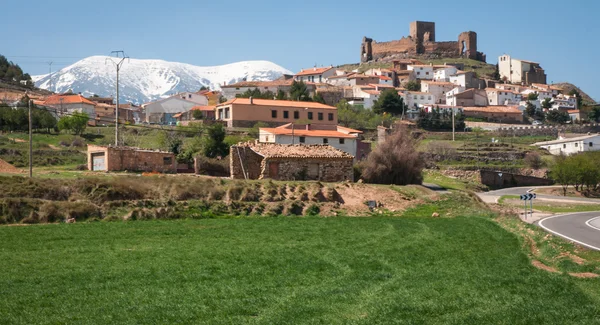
1,217 -> 599,324
499,195 -> 600,213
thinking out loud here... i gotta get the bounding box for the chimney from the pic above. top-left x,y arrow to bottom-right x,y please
249,96 -> 253,104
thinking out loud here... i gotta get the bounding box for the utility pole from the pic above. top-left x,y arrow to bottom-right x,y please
47,62 -> 53,92
452,107 -> 455,141
106,51 -> 129,146
28,97 -> 33,178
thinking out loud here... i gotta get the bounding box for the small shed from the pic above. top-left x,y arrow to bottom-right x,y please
87,145 -> 177,173
230,142 -> 354,182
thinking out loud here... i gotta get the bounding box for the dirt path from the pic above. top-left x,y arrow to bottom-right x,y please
0,158 -> 22,174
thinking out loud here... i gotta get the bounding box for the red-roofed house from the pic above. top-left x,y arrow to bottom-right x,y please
42,94 -> 97,125
259,123 -> 370,160
216,98 -> 337,128
294,66 -> 335,83
463,106 -> 524,123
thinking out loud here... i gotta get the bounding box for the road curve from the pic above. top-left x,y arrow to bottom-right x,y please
537,212 -> 600,251
479,186 -> 600,205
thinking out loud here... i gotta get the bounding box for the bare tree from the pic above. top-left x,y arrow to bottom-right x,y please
361,127 -> 424,185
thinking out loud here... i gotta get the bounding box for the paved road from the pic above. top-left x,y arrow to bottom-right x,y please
478,186 -> 600,204
537,212 -> 600,251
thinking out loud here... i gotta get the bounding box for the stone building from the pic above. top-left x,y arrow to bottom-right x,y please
230,141 -> 354,182
87,145 -> 177,173
360,21 -> 486,63
498,55 -> 547,85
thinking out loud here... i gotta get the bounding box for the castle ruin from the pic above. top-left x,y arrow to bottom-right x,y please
361,21 -> 486,63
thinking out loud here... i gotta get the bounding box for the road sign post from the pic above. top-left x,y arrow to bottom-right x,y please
520,193 -> 537,218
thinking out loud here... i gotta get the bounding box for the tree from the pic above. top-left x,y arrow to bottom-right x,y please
404,80 -> 421,91
541,98 -> 552,110
57,116 -> 73,133
588,106 -> 600,122
491,63 -> 501,80
290,81 -> 312,101
546,110 -> 569,124
372,89 -> 407,115
158,131 -> 183,154
527,93 -> 539,101
199,86 -> 209,91
524,152 -> 544,170
525,102 -> 537,118
192,109 -> 204,120
312,92 -> 326,104
568,89 -> 583,109
203,123 -> 229,158
275,90 -> 288,100
70,112 -> 89,135
236,88 -> 275,100
417,107 -> 465,130
249,121 -> 268,139
361,127 -> 424,185
551,155 -> 576,196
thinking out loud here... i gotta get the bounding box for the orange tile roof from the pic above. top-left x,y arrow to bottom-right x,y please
362,90 -> 381,95
378,75 -> 392,81
463,106 -> 522,113
43,94 -> 96,106
218,98 -> 336,110
294,66 -> 334,76
191,105 -> 216,111
567,110 -> 580,114
369,84 -> 395,88
260,127 -> 359,139
422,81 -> 454,86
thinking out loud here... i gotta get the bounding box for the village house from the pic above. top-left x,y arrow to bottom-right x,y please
364,68 -> 394,79
530,83 -> 562,96
568,110 -> 581,122
393,59 -> 424,71
463,106 -> 523,123
42,94 -> 97,125
533,134 -> 600,155
446,88 -> 488,107
521,88 -> 553,102
230,141 -> 354,182
87,96 -> 114,105
220,76 -> 316,100
408,65 -> 434,80
174,105 -> 216,123
395,70 -> 415,87
216,98 -> 337,128
87,144 -> 177,173
486,88 -> 522,106
551,94 -> 578,111
498,54 -> 547,85
449,71 -> 486,89
294,66 -> 336,83
258,123 -> 370,160
433,66 -> 459,82
326,74 -> 380,87
348,88 -> 380,109
420,81 -> 455,104
143,93 -> 207,124
94,103 -> 136,125
400,91 -> 436,109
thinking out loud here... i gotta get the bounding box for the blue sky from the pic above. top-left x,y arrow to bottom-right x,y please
2,0 -> 598,100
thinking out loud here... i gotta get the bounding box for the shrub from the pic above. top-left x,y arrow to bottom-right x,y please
426,142 -> 456,159
361,127 -> 424,185
71,137 -> 85,147
524,152 -> 544,170
195,155 -> 230,176
38,201 -> 64,223
304,204 -> 321,216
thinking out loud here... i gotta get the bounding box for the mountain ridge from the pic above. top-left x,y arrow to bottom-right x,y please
33,56 -> 293,104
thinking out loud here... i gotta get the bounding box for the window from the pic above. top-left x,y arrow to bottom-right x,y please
590,142 -> 594,147
575,142 -> 578,147
417,72 -> 421,75
188,94 -> 192,99
283,111 -> 289,119
299,136 -> 306,143
413,96 -> 417,100
426,72 -> 429,75
428,96 -> 432,100
271,110 -> 277,118
163,157 -> 172,165
563,144 -> 567,149
294,111 -> 299,119
323,138 -> 328,144
420,96 -> 425,100
339,138 -> 345,144
225,108 -> 230,119
318,112 -> 323,120
308,112 -> 313,120
328,113 -> 334,121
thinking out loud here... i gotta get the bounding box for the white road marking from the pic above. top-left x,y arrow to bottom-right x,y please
585,216 -> 600,232
538,213 -> 600,251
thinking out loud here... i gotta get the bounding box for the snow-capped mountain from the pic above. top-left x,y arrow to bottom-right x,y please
33,56 -> 293,104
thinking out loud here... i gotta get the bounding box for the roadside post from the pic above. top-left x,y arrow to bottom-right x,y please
520,193 -> 536,218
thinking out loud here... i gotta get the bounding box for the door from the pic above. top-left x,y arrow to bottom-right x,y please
307,163 -> 319,180
92,153 -> 106,171
268,162 -> 279,179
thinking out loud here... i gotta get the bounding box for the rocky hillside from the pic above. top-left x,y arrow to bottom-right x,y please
552,83 -> 596,105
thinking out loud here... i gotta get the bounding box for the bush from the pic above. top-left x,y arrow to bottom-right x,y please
195,155 -> 230,176
524,152 -> 544,170
361,127 -> 424,185
426,142 -> 456,159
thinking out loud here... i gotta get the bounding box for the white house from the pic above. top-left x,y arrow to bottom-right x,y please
433,66 -> 458,82
421,81 -> 455,104
498,54 -> 547,85
533,134 -> 600,155
364,68 -> 394,79
551,94 -> 578,111
446,88 -> 488,107
521,88 -> 553,102
294,66 -> 336,83
531,83 -> 562,96
407,65 -> 434,80
259,124 -> 364,159
400,91 -> 436,109
143,96 -> 201,124
351,88 -> 380,109
568,110 -> 581,122
486,89 -> 521,106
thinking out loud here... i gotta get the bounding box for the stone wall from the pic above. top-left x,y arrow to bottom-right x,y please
480,170 -> 554,189
263,157 -> 354,182
230,145 -> 264,179
87,145 -> 176,173
495,123 -> 600,137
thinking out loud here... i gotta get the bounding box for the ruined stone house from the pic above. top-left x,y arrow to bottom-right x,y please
87,145 -> 177,173
230,142 -> 354,182
361,21 -> 486,63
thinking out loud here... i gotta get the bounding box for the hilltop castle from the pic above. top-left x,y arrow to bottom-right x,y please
360,21 -> 486,63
